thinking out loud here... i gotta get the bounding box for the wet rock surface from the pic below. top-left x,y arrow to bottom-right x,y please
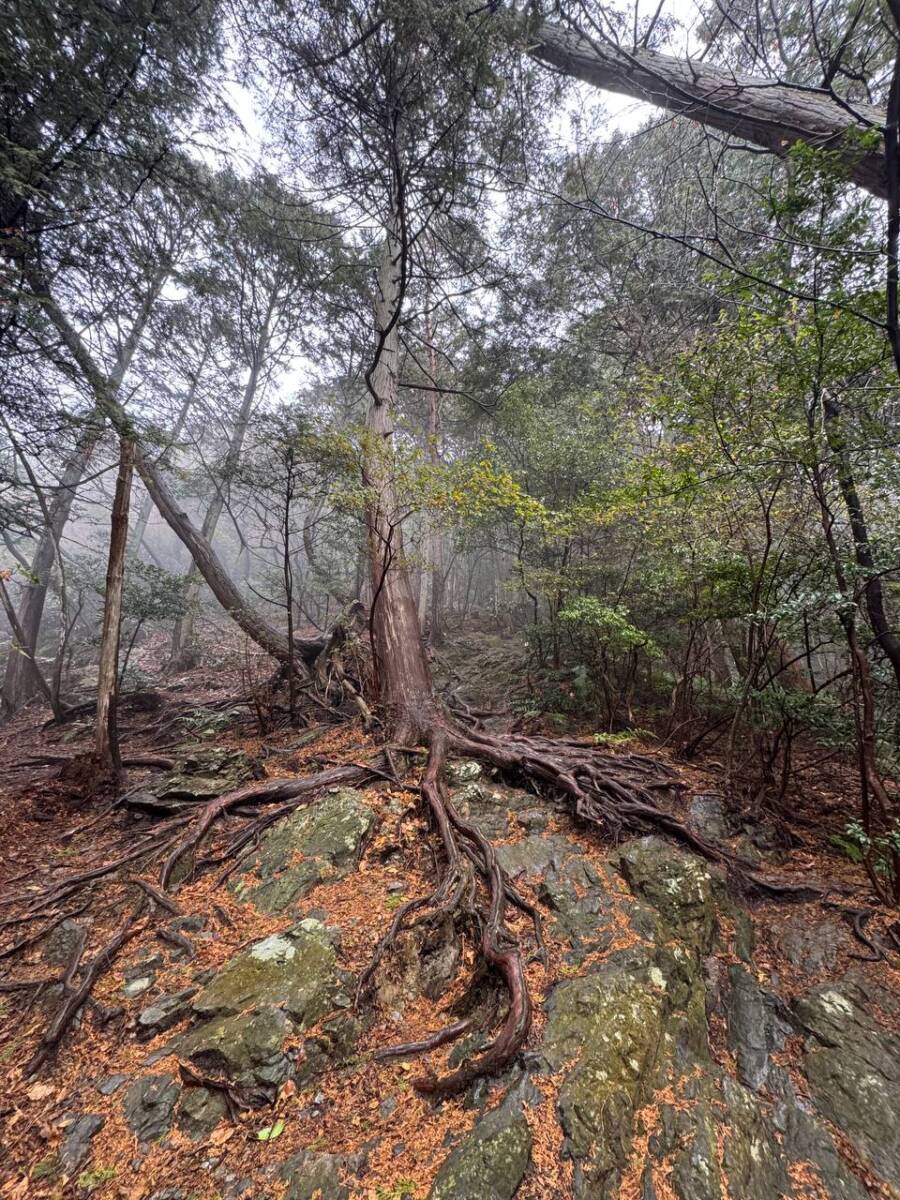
795,981 -> 900,1186
234,788 -> 375,914
428,1085 -> 533,1200
90,762 -> 895,1200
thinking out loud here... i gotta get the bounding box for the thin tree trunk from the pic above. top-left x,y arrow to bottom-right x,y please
2,267 -> 166,718
26,266 -> 334,669
0,573 -> 65,721
424,304 -> 445,646
0,430 -> 95,717
169,341 -> 268,668
95,440 -> 134,782
821,391 -> 900,694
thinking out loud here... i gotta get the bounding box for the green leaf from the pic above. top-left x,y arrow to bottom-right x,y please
257,1118 -> 286,1142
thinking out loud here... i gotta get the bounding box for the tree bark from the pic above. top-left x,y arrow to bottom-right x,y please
95,439 -> 134,781
530,21 -> 887,198
424,305 -> 445,647
821,392 -> 900,695
132,370 -> 205,561
0,434 -> 97,717
363,227 -> 438,741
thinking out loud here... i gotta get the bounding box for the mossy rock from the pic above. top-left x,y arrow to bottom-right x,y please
191,920 -> 342,1025
176,1087 -> 229,1139
428,1088 -> 532,1200
178,1006 -> 292,1091
235,789 -> 375,914
153,748 -> 262,804
619,837 -> 717,952
541,960 -> 666,1191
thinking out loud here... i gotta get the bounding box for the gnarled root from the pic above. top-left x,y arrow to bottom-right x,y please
362,717 -> 826,1097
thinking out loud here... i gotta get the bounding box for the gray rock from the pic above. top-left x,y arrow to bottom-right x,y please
151,748 -> 262,807
537,853 -> 619,954
496,834 -> 579,880
123,976 -> 154,998
775,917 -> 845,975
178,1006 -> 292,1092
294,1014 -> 362,1086
795,984 -> 900,1187
59,1113 -> 105,1174
123,1074 -> 180,1142
234,789 -> 375,914
445,760 -> 483,785
687,794 -> 730,842
138,988 -> 198,1037
451,781 -> 541,840
428,1088 -> 532,1200
177,1087 -> 229,1139
643,1075 -> 722,1200
95,1074 -> 129,1096
725,966 -> 790,1092
718,1076 -> 790,1199
541,956 -> 667,1192
619,837 -> 717,952
191,920 -> 341,1026
775,1092 -> 870,1200
280,1150 -> 350,1200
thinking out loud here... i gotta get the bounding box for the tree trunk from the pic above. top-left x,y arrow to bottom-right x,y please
95,439 -> 134,782
0,432 -> 98,717
530,21 -> 887,198
169,339 -> 268,668
363,227 -> 437,741
821,391 -> 900,694
132,374 -> 202,560
424,305 -> 445,646
3,267 -> 166,718
27,264 -> 330,670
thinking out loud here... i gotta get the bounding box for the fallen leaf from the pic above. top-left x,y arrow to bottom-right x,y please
256,1117 -> 285,1142
26,1083 -> 54,1102
208,1125 -> 235,1147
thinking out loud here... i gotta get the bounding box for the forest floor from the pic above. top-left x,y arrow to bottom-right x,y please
0,622 -> 898,1200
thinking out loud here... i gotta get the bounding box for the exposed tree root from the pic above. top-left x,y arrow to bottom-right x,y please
373,1017 -> 472,1060
1,751 -> 386,1071
26,898 -> 147,1076
1,694 -> 845,1098
354,715 -> 841,1097
157,759 -> 381,889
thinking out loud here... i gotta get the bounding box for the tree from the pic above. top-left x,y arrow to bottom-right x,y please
0,0 -> 222,717
529,10 -> 889,197
95,440 -> 134,782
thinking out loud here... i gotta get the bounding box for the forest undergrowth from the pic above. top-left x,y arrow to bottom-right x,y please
1,623 -> 897,1200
